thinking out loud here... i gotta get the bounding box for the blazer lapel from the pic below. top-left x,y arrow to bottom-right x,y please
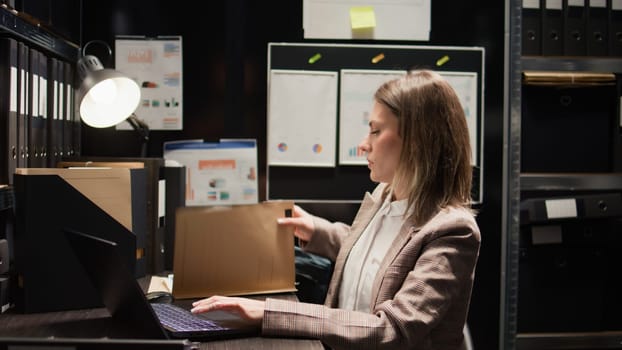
325,191 -> 383,307
370,223 -> 417,306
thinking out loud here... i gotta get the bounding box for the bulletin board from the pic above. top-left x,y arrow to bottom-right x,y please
267,43 -> 485,203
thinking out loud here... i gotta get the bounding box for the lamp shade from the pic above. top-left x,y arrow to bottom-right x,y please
76,54 -> 141,128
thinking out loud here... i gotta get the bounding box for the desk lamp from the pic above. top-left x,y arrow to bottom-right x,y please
76,40 -> 150,156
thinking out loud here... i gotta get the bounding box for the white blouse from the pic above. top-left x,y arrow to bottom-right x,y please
339,194 -> 408,312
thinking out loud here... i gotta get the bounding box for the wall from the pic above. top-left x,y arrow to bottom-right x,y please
80,1 -> 506,348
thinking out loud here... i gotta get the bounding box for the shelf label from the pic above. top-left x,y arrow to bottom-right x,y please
545,198 -> 577,219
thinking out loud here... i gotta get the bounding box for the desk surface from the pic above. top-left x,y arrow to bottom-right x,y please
0,286 -> 323,350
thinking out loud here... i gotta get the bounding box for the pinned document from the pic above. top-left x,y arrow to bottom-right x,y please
163,139 -> 258,206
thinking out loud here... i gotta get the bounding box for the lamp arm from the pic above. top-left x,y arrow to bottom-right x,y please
126,114 -> 150,157
126,114 -> 150,141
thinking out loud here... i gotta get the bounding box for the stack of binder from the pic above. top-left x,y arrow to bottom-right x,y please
521,0 -> 621,56
0,35 -> 78,186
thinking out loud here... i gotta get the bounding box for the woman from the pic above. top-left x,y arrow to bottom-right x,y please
191,69 -> 481,349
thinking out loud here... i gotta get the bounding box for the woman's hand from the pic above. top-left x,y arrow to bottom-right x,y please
191,296 -> 265,326
277,205 -> 316,243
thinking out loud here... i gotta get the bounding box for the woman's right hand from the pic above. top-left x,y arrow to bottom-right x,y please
277,205 -> 315,243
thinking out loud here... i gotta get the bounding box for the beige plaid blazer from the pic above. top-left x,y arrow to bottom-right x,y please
263,183 -> 481,350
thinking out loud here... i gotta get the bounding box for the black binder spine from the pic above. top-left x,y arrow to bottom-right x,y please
0,37 -> 19,185
610,0 -> 622,55
27,46 -> 41,167
38,50 -> 48,165
62,61 -> 73,158
523,0 -> 544,55
587,0 -> 609,56
542,0 -> 565,55
16,41 -> 28,169
564,0 -> 588,55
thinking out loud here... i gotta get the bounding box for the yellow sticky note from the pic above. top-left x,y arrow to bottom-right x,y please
350,6 -> 376,29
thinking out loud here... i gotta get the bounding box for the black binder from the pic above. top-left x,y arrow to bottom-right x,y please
564,0 -> 588,55
27,46 -> 45,167
523,0 -> 543,55
47,57 -> 63,167
37,50 -> 49,165
610,0 -> 622,55
0,37 -> 19,185
16,41 -> 28,169
586,0 -> 609,55
62,61 -> 74,158
542,0 -> 565,55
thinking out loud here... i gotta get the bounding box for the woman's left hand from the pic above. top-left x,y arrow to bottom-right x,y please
191,296 -> 265,325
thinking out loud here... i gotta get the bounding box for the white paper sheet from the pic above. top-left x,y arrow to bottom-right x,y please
268,70 -> 338,167
438,71 -> 479,165
339,69 -> 406,165
163,139 -> 258,206
115,36 -> 183,130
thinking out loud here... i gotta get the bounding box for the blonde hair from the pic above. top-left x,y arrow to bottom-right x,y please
374,69 -> 473,225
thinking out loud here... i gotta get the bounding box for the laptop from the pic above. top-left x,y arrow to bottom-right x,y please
62,227 -> 259,341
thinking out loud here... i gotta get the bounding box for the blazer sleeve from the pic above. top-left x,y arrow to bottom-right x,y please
299,216 -> 350,261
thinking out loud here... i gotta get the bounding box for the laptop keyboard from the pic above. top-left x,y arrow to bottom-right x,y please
151,303 -> 227,332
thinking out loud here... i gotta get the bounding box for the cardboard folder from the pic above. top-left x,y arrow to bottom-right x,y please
13,167 -> 146,312
172,201 -> 296,299
59,158 -> 165,276
15,167 -> 135,230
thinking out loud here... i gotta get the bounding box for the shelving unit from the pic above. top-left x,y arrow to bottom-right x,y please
521,173 -> 622,192
0,4 -> 81,185
510,2 -> 622,349
0,5 -> 79,62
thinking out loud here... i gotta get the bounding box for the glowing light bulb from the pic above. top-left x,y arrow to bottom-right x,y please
88,79 -> 118,105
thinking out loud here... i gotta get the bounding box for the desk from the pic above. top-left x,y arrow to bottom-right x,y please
0,282 -> 324,350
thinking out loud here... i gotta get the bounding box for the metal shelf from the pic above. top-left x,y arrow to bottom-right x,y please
520,173 -> 622,192
0,6 -> 79,62
522,56 -> 622,73
516,331 -> 622,350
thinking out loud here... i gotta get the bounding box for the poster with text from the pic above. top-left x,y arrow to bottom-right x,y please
115,36 -> 183,130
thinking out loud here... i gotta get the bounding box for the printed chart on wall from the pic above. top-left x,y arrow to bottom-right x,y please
268,69 -> 338,167
115,36 -> 183,130
163,139 -> 258,206
339,69 -> 406,165
439,71 -> 479,165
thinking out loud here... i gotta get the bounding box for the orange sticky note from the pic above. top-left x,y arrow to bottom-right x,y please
350,6 -> 376,29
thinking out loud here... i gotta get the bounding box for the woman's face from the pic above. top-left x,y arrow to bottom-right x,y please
358,101 -> 403,185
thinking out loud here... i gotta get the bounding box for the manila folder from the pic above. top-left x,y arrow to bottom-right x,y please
172,201 -> 296,299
